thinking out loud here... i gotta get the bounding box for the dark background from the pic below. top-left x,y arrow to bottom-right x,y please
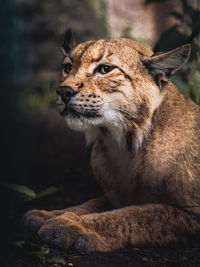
1,0 -> 200,266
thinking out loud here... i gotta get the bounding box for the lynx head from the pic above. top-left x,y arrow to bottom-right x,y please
57,34 -> 190,146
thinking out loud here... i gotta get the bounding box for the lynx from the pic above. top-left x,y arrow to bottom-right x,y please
23,34 -> 200,251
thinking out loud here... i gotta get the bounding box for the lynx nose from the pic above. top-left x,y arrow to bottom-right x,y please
56,86 -> 75,104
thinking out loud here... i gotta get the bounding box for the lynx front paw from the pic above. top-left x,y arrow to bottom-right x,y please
22,209 -> 63,232
37,215 -> 85,249
37,214 -> 113,252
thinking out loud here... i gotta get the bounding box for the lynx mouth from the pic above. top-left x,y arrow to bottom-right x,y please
60,106 -> 102,119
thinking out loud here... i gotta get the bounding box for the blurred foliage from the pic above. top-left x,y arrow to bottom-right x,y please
147,0 -> 200,105
2,183 -> 61,203
18,82 -> 57,115
16,0 -> 108,90
3,183 -> 37,201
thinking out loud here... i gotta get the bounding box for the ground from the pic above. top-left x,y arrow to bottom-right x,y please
6,243 -> 200,266
2,109 -> 200,266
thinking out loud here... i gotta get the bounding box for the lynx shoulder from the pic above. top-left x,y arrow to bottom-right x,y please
23,37 -> 200,251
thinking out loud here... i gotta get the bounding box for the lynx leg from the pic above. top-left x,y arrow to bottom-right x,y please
38,204 -> 200,251
22,197 -> 110,232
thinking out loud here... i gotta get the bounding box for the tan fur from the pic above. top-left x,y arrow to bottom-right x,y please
23,38 -> 200,251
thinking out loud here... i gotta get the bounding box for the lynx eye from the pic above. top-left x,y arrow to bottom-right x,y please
62,63 -> 72,76
96,65 -> 115,74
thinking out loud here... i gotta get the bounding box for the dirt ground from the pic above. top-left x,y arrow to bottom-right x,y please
3,109 -> 200,267
10,244 -> 200,267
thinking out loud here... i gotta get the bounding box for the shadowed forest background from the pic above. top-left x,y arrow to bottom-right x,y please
1,0 -> 200,266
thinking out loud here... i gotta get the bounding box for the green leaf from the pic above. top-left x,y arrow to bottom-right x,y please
31,245 -> 49,264
37,186 -> 60,199
12,240 -> 25,248
2,183 -> 36,200
48,256 -> 66,265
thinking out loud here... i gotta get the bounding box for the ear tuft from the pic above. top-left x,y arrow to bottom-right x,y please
143,44 -> 191,89
61,29 -> 73,55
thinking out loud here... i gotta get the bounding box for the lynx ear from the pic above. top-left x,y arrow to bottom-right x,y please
143,44 -> 191,88
61,29 -> 73,55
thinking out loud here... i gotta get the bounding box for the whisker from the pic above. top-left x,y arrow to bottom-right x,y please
103,100 -> 136,118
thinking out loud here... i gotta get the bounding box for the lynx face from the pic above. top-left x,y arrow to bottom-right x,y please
57,38 -> 190,145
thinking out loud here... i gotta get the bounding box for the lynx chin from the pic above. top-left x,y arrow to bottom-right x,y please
23,34 -> 200,252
